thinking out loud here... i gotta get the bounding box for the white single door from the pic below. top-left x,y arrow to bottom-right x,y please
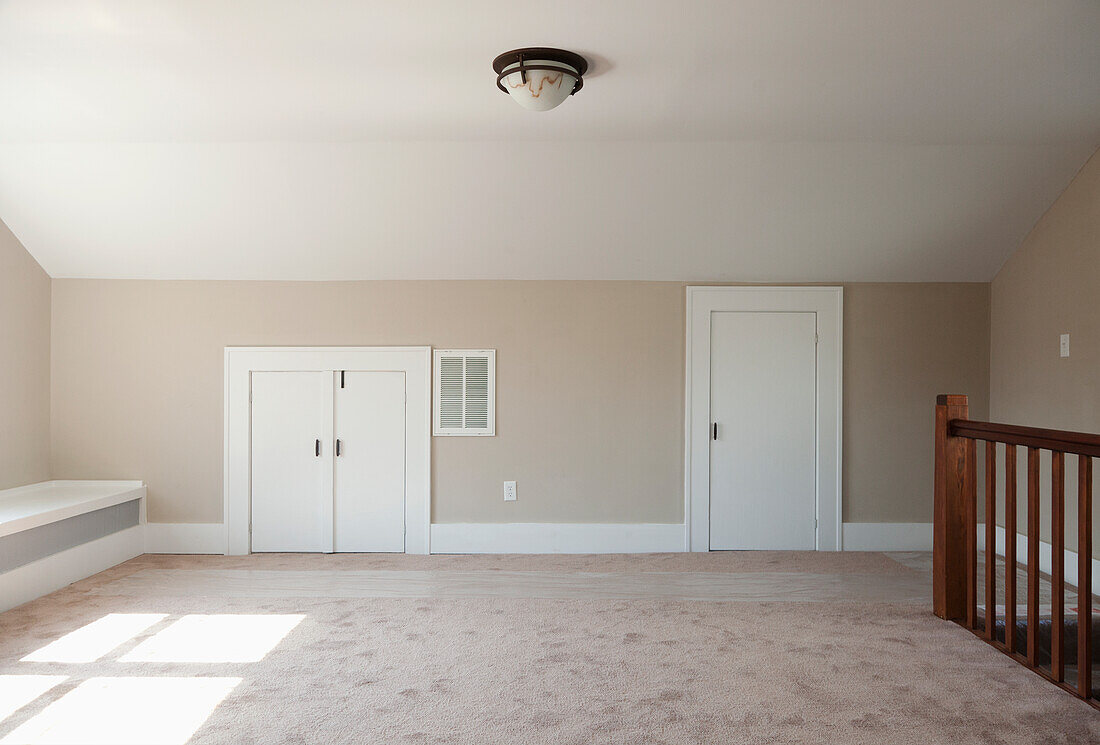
709,311 -> 817,550
251,371 -> 333,552
334,371 -> 406,552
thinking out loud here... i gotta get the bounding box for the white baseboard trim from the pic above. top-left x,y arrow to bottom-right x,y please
841,522 -> 933,551
977,523 -> 1100,596
430,523 -> 686,554
0,524 -> 145,613
144,523 -> 226,554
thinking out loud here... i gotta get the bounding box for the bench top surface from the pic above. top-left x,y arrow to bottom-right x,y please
0,480 -> 145,538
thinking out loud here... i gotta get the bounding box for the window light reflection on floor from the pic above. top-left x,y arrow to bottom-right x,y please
0,677 -> 241,745
21,615 -> 167,664
0,676 -> 67,725
120,614 -> 305,664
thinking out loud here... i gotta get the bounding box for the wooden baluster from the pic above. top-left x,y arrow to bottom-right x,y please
934,395 -> 970,621
1027,447 -> 1040,668
1079,455 -> 1093,699
1051,451 -> 1065,681
1005,445 -> 1017,654
966,439 -> 978,629
985,441 -> 997,640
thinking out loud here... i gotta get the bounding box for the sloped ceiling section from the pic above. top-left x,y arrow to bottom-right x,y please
0,141 -> 1094,282
0,1 -> 1098,281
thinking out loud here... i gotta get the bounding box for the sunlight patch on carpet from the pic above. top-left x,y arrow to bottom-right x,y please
0,677 -> 240,745
120,614 -> 305,664
0,677 -> 67,725
21,615 -> 167,664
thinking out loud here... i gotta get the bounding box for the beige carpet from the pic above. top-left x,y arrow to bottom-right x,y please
0,552 -> 1096,744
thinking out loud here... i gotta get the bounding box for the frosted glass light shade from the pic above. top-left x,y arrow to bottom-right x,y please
499,60 -> 579,111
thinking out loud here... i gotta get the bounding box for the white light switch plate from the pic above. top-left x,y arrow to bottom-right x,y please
1060,333 -> 1070,358
504,481 -> 517,501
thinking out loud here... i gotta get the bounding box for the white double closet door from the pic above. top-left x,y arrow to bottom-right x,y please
250,370 -> 406,553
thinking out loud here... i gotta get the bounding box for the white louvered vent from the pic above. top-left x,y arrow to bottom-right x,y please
433,350 -> 495,436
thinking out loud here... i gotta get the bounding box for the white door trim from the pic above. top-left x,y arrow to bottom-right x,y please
684,287 -> 843,551
224,346 -> 432,555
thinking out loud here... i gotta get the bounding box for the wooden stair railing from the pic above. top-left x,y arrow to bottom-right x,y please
934,394 -> 1098,706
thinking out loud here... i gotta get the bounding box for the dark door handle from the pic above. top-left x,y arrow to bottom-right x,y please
315,439 -> 321,456
336,439 -> 342,457
712,423 -> 718,440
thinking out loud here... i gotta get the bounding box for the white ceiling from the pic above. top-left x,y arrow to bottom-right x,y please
0,1 -> 1098,280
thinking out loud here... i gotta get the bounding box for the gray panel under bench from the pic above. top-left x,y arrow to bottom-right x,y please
0,499 -> 141,573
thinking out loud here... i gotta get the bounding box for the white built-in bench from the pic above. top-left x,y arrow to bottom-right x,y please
0,480 -> 146,612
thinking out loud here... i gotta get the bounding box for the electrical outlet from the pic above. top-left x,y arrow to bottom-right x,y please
1060,333 -> 1070,358
503,481 -> 517,501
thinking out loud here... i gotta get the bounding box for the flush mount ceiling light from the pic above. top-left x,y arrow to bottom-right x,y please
493,47 -> 588,112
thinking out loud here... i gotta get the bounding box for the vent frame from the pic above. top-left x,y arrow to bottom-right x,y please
433,349 -> 496,436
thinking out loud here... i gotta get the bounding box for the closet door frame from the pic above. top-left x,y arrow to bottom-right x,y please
684,287 -> 842,552
224,346 -> 432,556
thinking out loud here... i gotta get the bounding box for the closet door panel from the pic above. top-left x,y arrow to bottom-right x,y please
334,371 -> 406,552
250,371 -> 333,552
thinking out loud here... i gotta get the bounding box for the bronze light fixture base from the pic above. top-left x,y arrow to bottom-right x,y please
492,47 -> 589,97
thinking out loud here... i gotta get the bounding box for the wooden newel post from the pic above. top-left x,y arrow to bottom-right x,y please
934,394 -> 971,620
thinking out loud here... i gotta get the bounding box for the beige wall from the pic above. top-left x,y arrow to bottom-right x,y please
0,219 -> 51,490
990,147 -> 1100,554
843,284 -> 990,523
50,279 -> 990,528
50,281 -> 684,524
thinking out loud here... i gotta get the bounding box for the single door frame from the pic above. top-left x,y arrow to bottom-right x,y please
684,287 -> 843,552
224,346 -> 432,555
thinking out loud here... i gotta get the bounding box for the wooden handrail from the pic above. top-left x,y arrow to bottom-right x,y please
934,394 -> 1096,707
948,419 -> 1100,458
